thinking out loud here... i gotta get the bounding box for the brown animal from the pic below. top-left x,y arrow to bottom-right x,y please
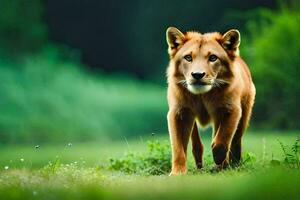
166,27 -> 255,175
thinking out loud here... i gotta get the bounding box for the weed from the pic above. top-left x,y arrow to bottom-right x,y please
242,152 -> 257,166
43,157 -> 61,174
108,140 -> 171,175
277,137 -> 300,168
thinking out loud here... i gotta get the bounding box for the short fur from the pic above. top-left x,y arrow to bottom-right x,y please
166,27 -> 255,175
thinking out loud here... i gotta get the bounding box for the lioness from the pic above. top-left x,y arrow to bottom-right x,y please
166,27 -> 255,175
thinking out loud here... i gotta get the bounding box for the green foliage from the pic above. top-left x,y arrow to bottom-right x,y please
0,47 -> 167,144
108,139 -> 171,175
242,152 -> 257,167
278,137 -> 300,168
243,8 -> 300,129
43,157 -> 61,174
0,0 -> 47,56
107,134 -> 300,176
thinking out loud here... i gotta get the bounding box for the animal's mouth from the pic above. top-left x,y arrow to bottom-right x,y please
191,81 -> 210,86
177,79 -> 213,94
187,81 -> 213,94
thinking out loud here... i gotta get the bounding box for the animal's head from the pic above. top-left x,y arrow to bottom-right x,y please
166,27 -> 240,94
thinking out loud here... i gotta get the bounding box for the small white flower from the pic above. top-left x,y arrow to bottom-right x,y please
4,166 -> 9,170
20,158 -> 24,162
67,143 -> 72,147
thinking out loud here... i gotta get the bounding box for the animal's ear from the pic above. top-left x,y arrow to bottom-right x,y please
166,27 -> 186,56
220,29 -> 240,57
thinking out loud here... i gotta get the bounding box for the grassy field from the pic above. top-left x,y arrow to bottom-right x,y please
0,131 -> 299,200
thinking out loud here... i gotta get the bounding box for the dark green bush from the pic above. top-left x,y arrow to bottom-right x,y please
0,47 -> 167,144
243,8 -> 300,129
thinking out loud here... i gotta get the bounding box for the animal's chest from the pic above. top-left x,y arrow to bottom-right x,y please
192,100 -> 212,126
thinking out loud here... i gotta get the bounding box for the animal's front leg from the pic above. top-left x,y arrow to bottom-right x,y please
211,107 -> 241,169
168,108 -> 194,176
191,122 -> 204,169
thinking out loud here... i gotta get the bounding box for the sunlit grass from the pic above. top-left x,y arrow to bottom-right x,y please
0,131 -> 299,200
0,131 -> 298,169
0,160 -> 299,200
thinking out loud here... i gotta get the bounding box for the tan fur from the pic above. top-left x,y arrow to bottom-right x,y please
166,27 -> 255,175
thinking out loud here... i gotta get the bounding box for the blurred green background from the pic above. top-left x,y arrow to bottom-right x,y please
0,0 -> 299,144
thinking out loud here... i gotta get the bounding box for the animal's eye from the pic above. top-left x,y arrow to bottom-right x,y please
184,55 -> 193,62
208,54 -> 218,62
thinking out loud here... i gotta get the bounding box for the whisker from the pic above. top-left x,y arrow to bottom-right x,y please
212,78 -> 230,89
213,81 -> 221,88
215,79 -> 230,84
177,80 -> 188,88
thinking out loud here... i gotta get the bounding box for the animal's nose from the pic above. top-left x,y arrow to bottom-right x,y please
191,72 -> 206,80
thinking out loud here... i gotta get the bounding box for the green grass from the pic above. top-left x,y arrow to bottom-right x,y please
0,131 -> 298,168
0,131 -> 299,200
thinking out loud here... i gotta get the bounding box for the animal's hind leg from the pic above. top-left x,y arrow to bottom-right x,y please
191,122 -> 204,169
229,103 -> 253,166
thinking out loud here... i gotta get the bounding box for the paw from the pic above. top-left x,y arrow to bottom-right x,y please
210,162 -> 228,173
229,155 -> 242,168
169,167 -> 187,176
210,165 -> 222,173
212,143 -> 228,165
229,161 -> 241,169
195,162 -> 203,169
